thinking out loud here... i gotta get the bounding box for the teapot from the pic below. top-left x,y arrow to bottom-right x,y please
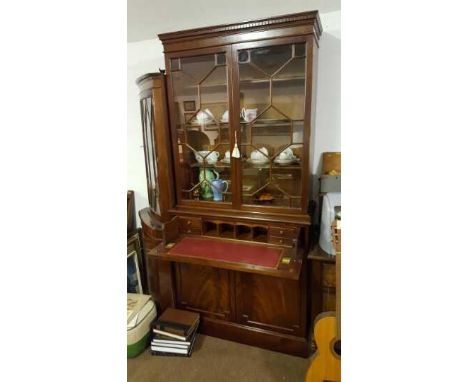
199,168 -> 219,199
250,147 -> 269,162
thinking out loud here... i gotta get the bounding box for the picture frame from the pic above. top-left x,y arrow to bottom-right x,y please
127,231 -> 147,294
127,250 -> 143,294
184,112 -> 196,124
183,100 -> 196,112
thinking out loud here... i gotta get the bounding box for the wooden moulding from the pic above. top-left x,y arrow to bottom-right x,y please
158,11 -> 322,45
200,316 -> 309,357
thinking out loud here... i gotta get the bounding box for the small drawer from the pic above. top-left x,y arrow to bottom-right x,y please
269,235 -> 296,247
181,227 -> 201,235
270,226 -> 298,239
179,218 -> 202,233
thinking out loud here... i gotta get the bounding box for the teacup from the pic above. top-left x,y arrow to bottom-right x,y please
196,150 -> 219,164
278,148 -> 294,160
241,108 -> 257,123
251,147 -> 268,162
196,109 -> 215,124
221,110 -> 229,123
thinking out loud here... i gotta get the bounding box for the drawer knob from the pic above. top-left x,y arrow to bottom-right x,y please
187,229 -> 191,233
279,239 -> 283,244
187,221 -> 192,225
280,230 -> 284,235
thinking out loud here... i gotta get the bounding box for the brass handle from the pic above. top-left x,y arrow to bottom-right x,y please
187,221 -> 192,225
279,239 -> 283,244
187,229 -> 191,234
280,230 -> 284,235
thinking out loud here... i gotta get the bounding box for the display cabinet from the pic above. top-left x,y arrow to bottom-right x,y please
137,11 -> 322,357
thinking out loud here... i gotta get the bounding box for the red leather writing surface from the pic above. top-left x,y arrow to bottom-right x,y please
168,237 -> 281,269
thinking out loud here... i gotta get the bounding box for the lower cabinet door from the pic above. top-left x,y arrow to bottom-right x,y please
174,263 -> 232,320
236,272 -> 304,336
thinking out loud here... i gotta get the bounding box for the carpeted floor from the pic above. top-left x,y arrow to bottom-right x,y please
128,334 -> 311,382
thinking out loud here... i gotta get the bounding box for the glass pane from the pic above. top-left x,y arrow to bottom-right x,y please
238,43 -> 306,209
140,97 -> 160,214
171,53 -> 231,203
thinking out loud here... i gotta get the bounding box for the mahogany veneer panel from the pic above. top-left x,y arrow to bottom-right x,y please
175,263 -> 232,321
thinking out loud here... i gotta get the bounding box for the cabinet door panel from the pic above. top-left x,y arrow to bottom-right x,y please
175,263 -> 232,320
234,40 -> 308,210
167,49 -> 233,205
236,272 -> 303,335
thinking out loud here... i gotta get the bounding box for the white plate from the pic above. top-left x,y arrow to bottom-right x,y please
220,159 -> 231,164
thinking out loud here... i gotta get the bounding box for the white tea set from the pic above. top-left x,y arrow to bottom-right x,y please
195,109 -> 215,125
248,147 -> 269,165
273,148 -> 299,165
195,150 -> 219,164
217,108 -> 258,124
195,150 -> 232,165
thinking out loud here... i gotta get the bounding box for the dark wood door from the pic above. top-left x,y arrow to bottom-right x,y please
231,37 -> 313,214
174,263 -> 233,321
165,46 -> 235,208
236,272 -> 304,335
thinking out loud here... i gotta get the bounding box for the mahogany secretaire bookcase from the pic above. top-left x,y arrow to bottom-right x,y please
136,11 -> 322,357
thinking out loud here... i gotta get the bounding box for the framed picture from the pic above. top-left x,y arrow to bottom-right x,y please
127,230 -> 147,294
127,250 -> 143,294
184,112 -> 196,124
183,100 -> 196,112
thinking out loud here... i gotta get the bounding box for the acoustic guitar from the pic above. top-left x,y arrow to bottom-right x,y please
306,219 -> 341,382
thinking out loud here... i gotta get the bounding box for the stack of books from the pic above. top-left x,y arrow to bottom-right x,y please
151,308 -> 200,357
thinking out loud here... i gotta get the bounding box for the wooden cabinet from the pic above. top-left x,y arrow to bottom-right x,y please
137,11 -> 323,357
162,26 -> 319,217
235,272 -> 304,336
175,263 -> 232,321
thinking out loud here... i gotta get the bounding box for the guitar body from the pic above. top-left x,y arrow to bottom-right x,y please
306,312 -> 341,382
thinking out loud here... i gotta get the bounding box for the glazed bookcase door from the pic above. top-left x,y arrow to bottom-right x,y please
167,49 -> 233,206
233,40 -> 309,211
140,96 -> 161,215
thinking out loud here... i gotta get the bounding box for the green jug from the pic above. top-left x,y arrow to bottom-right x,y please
199,168 -> 219,200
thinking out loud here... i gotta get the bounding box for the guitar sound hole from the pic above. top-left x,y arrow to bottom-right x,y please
333,340 -> 341,356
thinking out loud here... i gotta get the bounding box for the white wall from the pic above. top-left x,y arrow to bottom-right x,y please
127,11 -> 340,223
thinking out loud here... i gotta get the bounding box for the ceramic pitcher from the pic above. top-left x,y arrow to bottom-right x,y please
199,168 -> 219,199
211,179 -> 229,201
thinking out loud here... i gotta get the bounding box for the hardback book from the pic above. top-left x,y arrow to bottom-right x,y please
154,308 -> 200,341
152,325 -> 198,347
151,332 -> 198,357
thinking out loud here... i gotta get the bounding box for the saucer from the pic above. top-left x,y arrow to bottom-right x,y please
192,119 -> 214,126
247,158 -> 269,166
221,158 -> 231,164
274,156 -> 298,165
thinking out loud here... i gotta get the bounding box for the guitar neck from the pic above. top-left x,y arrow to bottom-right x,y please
332,220 -> 341,340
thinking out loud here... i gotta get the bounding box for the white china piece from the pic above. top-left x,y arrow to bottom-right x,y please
220,110 -> 229,123
241,107 -> 257,122
195,150 -> 220,164
195,108 -> 215,125
250,147 -> 269,161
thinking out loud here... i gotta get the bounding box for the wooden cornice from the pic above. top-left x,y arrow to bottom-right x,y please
158,10 -> 322,44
